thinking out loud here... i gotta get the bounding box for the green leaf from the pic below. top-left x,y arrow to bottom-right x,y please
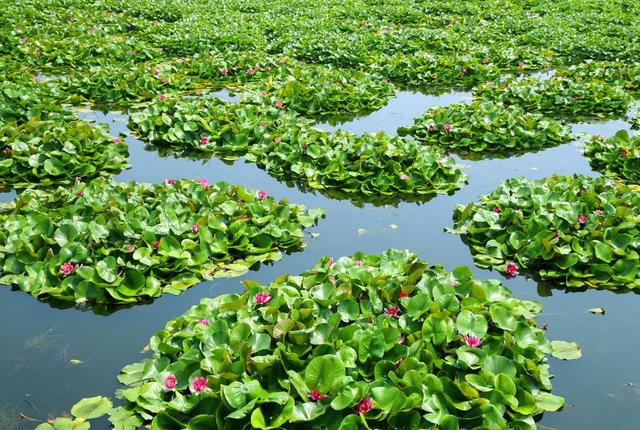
304,355 -> 345,392
550,341 -> 582,360
71,396 -> 113,420
456,310 -> 488,337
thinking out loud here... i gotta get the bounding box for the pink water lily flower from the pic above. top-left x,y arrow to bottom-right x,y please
200,136 -> 209,145
593,209 -> 603,215
254,292 -> 272,305
397,335 -> 405,344
400,173 -> 410,181
76,190 -> 84,197
355,260 -> 364,266
196,178 -> 209,189
492,206 -> 501,213
384,306 -> 400,317
158,94 -> 166,101
164,374 -> 177,390
427,123 -> 437,132
246,67 -> 254,75
198,319 -> 209,325
165,178 -> 176,185
112,138 -> 122,144
443,123 -> 453,132
309,390 -> 327,401
328,257 -> 335,268
191,377 -> 208,393
505,262 -> 519,279
192,224 -> 200,233
274,101 -> 284,108
261,90 -> 268,96
256,190 -> 268,200
355,397 -> 374,414
578,214 -> 586,225
463,335 -> 482,348
127,244 -> 135,253
459,68 -> 467,76
219,68 -> 228,76
399,291 -> 410,299
60,261 -> 76,277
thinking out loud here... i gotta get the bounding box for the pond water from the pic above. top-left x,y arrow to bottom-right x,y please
0,91 -> 638,429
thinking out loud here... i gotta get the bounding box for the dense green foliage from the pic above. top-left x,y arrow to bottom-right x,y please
555,61 -> 640,94
584,130 -> 640,184
473,76 -> 633,120
45,250 -> 578,429
0,117 -> 129,189
450,175 -> 640,291
129,97 -> 468,205
0,178 -> 324,306
2,0 -> 639,192
397,101 -> 572,157
0,81 -> 129,188
245,65 -> 397,120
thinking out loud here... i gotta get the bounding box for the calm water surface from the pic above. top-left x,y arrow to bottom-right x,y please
0,91 -> 638,429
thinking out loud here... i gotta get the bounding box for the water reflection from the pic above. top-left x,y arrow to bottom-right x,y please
316,89 -> 472,135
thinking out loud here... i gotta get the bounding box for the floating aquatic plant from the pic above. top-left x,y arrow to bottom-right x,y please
474,76 -> 633,120
0,118 -> 129,189
0,178 -> 324,306
398,101 -> 572,158
584,130 -> 640,184
129,97 -> 468,205
450,174 -> 640,291
38,250 -> 580,429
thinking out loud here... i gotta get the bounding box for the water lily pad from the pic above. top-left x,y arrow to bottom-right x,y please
0,178 -> 323,307
71,396 -> 113,419
450,174 -> 640,291
90,249 -> 576,429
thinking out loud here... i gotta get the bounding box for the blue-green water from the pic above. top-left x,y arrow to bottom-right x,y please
0,91 -> 638,429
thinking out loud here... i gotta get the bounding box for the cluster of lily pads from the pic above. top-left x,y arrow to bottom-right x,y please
4,0 -> 638,109
0,81 -> 129,188
37,250 -> 580,430
397,101 -> 572,158
449,175 -> 640,291
473,76 -> 633,120
0,178 -> 324,307
584,130 -> 640,184
555,61 -> 640,94
243,65 -> 397,120
129,97 -> 468,205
